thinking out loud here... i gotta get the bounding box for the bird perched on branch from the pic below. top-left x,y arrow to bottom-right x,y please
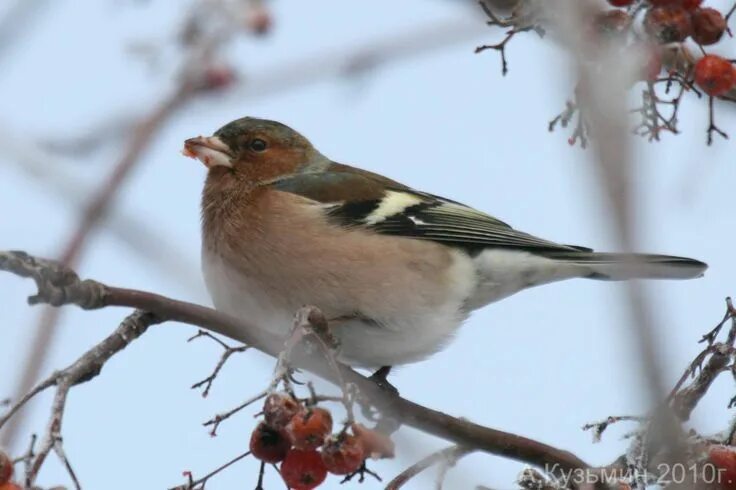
184,117 -> 706,374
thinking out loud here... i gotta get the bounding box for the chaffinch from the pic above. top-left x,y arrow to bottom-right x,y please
183,117 -> 707,370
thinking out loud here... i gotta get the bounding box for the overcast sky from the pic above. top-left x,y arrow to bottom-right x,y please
1,1 -> 735,489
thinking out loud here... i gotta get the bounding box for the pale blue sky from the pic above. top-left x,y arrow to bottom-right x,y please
1,1 -> 735,489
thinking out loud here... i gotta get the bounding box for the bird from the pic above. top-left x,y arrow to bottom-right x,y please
183,116 -> 707,375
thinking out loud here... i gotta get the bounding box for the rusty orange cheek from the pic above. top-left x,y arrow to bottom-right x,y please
245,148 -> 306,179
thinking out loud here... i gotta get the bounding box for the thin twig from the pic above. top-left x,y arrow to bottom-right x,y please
188,330 -> 249,397
582,416 -> 646,443
169,450 -> 251,490
203,391 -> 268,436
385,445 -> 473,490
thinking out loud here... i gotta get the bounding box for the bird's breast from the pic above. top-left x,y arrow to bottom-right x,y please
200,189 -> 478,365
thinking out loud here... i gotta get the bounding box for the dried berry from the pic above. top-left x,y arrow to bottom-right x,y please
287,407 -> 333,450
644,5 -> 692,43
691,8 -> 726,45
280,449 -> 327,490
250,422 -> 291,463
263,392 -> 300,429
694,55 -> 736,96
607,0 -> 634,6
321,434 -> 365,475
351,423 -> 395,459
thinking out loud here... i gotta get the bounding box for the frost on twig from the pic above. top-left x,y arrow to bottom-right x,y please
582,415 -> 645,443
517,467 -> 563,490
0,251 -> 107,309
187,330 -> 249,398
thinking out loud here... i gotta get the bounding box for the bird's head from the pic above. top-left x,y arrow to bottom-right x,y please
183,117 -> 327,184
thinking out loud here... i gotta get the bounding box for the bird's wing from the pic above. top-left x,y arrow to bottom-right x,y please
269,163 -> 585,255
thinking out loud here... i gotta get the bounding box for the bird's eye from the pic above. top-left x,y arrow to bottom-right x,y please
249,138 -> 268,152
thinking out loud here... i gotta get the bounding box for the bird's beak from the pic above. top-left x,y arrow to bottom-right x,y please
182,136 -> 233,169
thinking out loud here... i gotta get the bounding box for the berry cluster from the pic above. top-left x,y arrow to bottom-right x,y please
249,392 -> 394,490
604,0 -> 735,143
0,450 -> 20,490
606,0 -> 734,96
479,0 -> 736,144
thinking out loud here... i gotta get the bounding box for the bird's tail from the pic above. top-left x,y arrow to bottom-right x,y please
544,251 -> 707,280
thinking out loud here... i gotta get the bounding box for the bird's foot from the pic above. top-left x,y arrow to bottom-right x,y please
368,366 -> 399,396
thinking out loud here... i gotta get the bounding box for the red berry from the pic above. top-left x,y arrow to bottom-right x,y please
607,0 -> 634,6
351,423 -> 395,459
708,446 -> 736,489
287,408 -> 333,450
249,422 -> 291,463
321,434 -> 365,475
681,0 -> 704,10
694,55 -> 736,96
644,5 -> 693,43
0,483 -> 21,490
263,392 -> 300,429
280,449 -> 327,490
691,8 -> 726,45
0,451 -> 12,485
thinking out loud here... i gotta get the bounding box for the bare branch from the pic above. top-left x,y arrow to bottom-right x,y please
203,390 -> 268,437
582,416 -> 646,443
0,309 -> 161,488
671,344 -> 731,420
385,445 -> 473,490
187,330 -> 249,398
169,450 -> 252,490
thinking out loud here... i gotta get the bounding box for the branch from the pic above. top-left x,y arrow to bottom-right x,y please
187,330 -> 249,398
0,250 -> 589,478
2,83 -> 196,449
171,450 -> 252,490
0,309 -> 160,488
384,445 -> 473,490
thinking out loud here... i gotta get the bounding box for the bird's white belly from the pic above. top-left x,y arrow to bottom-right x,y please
202,249 -> 295,338
201,247 -> 476,368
